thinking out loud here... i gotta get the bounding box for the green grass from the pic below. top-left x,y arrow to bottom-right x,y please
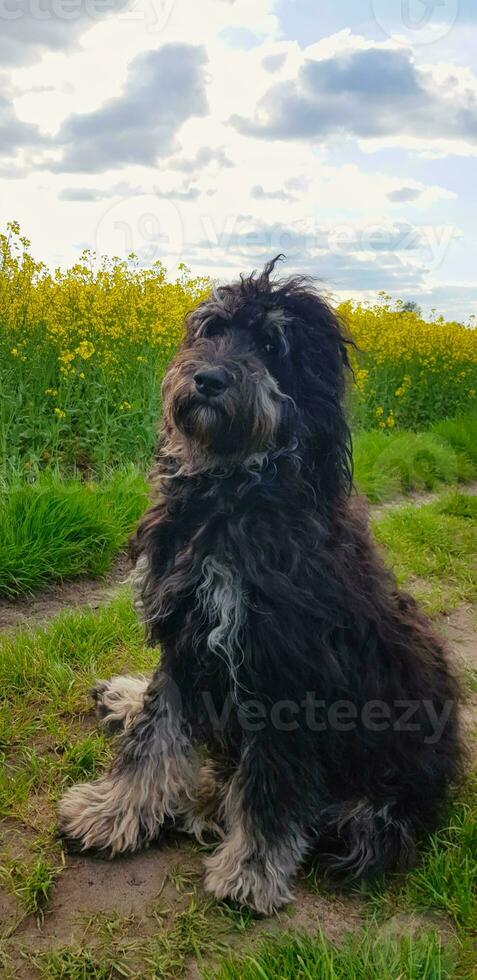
0,413 -> 475,598
353,416 -> 477,503
146,896 -> 230,976
430,415 -> 477,469
401,792 -> 477,931
0,853 -> 62,922
29,945 -> 132,979
367,774 -> 477,941
0,469 -> 148,597
203,928 -> 459,980
460,663 -> 477,695
0,589 -> 145,701
373,493 -> 477,614
0,591 -> 155,828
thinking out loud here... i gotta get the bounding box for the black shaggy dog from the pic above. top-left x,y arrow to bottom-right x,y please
58,258 -> 462,914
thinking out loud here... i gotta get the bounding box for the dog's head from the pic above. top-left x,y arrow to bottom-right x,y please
162,256 -> 352,480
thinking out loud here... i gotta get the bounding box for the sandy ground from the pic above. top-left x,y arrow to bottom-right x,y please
0,554 -> 132,633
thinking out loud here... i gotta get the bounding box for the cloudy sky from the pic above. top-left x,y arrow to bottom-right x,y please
3,0 -> 477,319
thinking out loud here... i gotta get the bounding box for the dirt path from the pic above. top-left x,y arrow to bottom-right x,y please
441,603 -> 477,667
1,481 -> 476,635
5,846 -> 364,978
368,478 -> 477,519
0,554 -> 132,633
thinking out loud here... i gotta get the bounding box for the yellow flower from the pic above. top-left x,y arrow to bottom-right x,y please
75,340 -> 95,360
59,350 -> 75,364
54,407 -> 66,418
2,219 -> 477,450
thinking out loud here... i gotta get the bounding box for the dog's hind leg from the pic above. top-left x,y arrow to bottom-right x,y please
58,671 -> 198,856
203,744 -> 310,915
315,799 -> 417,878
91,674 -> 150,732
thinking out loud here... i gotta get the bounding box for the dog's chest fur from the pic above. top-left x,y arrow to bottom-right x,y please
132,481 -> 249,672
195,556 -> 246,691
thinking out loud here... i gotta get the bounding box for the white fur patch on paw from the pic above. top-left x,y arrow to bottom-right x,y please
57,775 -> 153,855
203,831 -> 292,915
91,674 -> 149,730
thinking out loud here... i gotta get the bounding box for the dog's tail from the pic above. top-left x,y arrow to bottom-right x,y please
314,798 -> 416,879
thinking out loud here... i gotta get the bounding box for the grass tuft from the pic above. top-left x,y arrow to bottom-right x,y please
0,592 -> 155,828
373,492 -> 477,614
147,896 -> 228,976
0,469 -> 148,597
0,853 -> 62,921
353,425 -> 475,503
369,774 -> 477,935
30,944 -> 133,979
430,415 -> 477,469
203,927 -> 457,980
400,777 -> 477,931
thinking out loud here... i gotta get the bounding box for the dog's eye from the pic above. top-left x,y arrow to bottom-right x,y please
204,324 -> 222,338
199,317 -> 225,339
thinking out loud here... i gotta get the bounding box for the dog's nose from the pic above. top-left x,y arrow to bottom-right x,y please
194,367 -> 229,397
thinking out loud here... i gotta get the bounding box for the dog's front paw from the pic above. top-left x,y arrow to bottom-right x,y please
91,675 -> 148,732
57,774 -> 160,856
203,839 -> 292,915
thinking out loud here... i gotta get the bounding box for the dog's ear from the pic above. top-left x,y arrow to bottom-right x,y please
271,276 -> 352,404
298,292 -> 351,399
275,280 -> 353,495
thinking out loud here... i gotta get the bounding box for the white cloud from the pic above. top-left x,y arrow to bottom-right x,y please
0,6 -> 474,319
231,35 -> 477,155
47,44 -> 208,173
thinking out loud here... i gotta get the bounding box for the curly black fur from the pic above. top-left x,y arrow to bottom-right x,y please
132,257 -> 462,873
59,258 -> 462,909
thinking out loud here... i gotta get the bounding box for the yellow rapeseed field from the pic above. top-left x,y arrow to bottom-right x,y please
339,298 -> 477,430
1,222 -> 476,474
